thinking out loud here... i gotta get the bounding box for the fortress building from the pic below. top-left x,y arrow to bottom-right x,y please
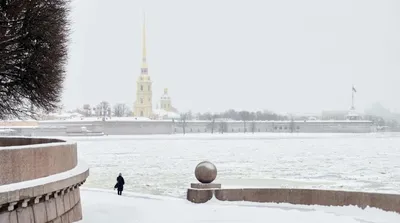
134,15 -> 153,118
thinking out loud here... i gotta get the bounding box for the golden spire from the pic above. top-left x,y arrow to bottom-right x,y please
141,12 -> 148,74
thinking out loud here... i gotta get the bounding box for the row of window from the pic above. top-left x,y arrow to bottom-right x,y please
273,126 -> 301,130
140,85 -> 151,91
140,98 -> 151,104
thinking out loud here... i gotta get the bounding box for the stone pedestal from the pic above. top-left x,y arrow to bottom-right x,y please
187,161 -> 221,204
187,188 -> 214,204
190,183 -> 221,189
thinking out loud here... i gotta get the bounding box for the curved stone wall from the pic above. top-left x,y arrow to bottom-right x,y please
187,188 -> 400,213
0,137 -> 64,147
0,137 -> 77,185
0,137 -> 89,223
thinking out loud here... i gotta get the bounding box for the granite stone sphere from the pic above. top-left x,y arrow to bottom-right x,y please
195,161 -> 217,184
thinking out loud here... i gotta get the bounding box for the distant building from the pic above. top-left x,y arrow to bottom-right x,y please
321,110 -> 348,120
133,16 -> 153,118
154,88 -> 179,120
160,88 -> 178,112
133,15 -> 179,119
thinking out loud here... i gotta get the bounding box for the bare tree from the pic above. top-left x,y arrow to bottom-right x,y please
239,111 -> 250,133
125,107 -> 133,116
72,107 -> 85,116
0,0 -> 70,119
180,113 -> 187,135
251,121 -> 256,134
107,107 -> 112,118
219,121 -> 228,134
211,116 -> 216,134
290,116 -> 295,133
83,104 -> 91,117
207,115 -> 216,134
96,101 -> 110,120
113,103 -> 129,117
186,110 -> 193,120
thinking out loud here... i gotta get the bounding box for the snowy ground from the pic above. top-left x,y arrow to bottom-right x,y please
78,188 -> 400,223
70,133 -> 400,198
66,133 -> 400,222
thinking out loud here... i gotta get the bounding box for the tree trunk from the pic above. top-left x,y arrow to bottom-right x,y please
183,119 -> 186,135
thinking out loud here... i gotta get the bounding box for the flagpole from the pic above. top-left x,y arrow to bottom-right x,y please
351,85 -> 355,110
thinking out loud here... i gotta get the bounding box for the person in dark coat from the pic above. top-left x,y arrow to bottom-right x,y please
114,173 -> 125,195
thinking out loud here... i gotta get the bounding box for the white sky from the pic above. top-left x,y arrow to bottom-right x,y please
64,0 -> 400,114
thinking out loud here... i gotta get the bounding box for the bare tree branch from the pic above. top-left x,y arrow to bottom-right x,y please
0,0 -> 70,119
113,103 -> 130,117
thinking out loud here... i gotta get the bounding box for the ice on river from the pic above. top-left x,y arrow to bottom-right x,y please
66,133 -> 400,198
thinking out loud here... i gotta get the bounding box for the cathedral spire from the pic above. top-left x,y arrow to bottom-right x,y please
134,11 -> 153,119
141,12 -> 148,74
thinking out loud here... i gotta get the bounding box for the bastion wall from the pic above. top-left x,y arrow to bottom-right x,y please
34,120 -> 374,136
0,137 -> 89,223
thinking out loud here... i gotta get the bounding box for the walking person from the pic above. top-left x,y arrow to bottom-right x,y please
114,173 -> 125,195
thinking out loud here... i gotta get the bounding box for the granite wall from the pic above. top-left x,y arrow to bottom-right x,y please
0,138 -> 77,185
0,137 -> 64,147
187,188 -> 400,213
0,137 -> 89,223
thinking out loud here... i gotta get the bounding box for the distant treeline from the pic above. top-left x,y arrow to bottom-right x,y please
364,115 -> 399,127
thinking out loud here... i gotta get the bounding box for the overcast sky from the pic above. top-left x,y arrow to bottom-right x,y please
64,0 -> 400,114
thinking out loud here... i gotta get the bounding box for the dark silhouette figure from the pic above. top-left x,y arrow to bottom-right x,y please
114,173 -> 125,195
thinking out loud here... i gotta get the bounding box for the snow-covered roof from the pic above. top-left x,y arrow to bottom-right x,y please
40,116 -> 152,122
153,109 -> 180,119
346,110 -> 360,117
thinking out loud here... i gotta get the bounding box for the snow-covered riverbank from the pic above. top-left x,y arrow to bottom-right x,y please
78,188 -> 400,223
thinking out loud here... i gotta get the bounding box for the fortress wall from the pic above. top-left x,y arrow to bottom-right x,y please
174,122 -> 296,133
33,120 -> 374,135
177,121 -> 373,133
102,121 -> 173,135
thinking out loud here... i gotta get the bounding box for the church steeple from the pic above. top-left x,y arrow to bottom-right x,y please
134,11 -> 153,118
141,13 -> 148,74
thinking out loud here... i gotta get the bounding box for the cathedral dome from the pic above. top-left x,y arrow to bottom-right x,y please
161,88 -> 170,100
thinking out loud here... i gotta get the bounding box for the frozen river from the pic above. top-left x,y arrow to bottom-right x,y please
68,133 -> 400,198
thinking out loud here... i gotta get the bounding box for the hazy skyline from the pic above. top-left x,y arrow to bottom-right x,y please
64,0 -> 400,114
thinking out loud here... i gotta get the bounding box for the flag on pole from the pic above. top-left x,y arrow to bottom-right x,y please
352,86 -> 357,93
